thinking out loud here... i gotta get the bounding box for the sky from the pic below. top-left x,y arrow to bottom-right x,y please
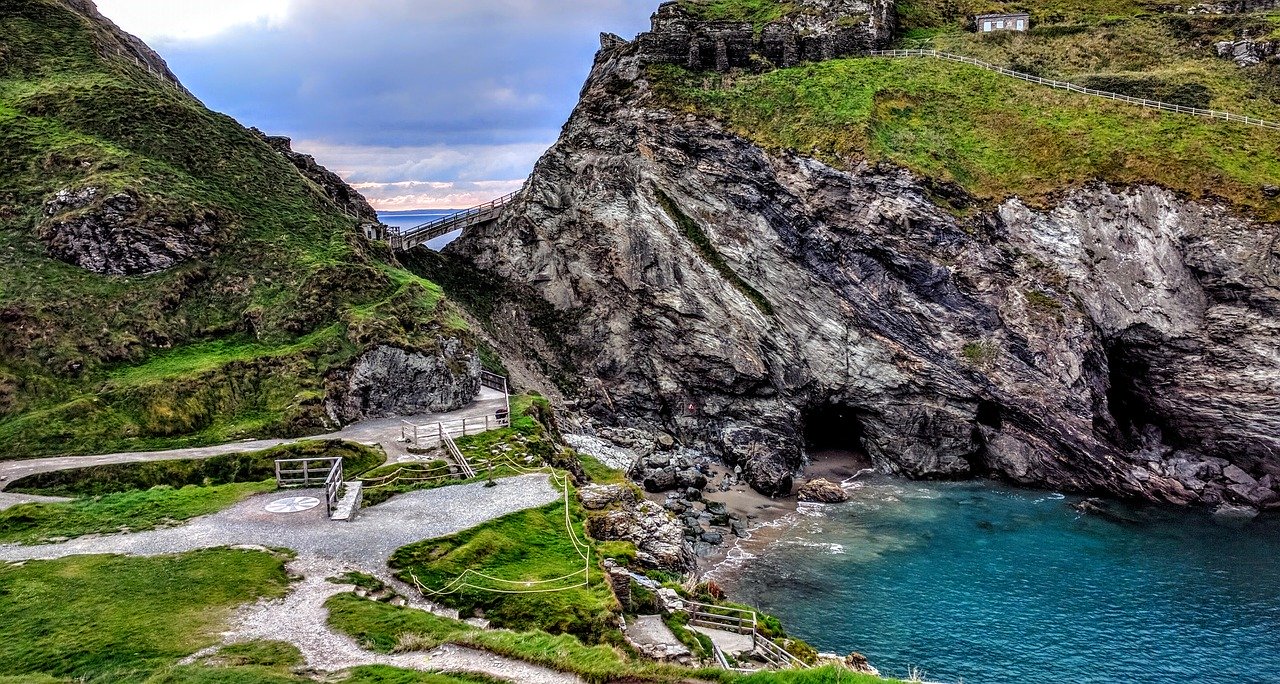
94,0 -> 657,210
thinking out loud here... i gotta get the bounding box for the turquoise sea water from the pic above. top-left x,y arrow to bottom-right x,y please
719,476 -> 1280,684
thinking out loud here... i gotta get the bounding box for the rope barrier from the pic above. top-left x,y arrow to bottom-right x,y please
407,459 -> 595,598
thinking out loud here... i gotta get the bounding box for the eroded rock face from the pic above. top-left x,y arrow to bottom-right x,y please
324,343 -> 481,424
451,28 -> 1280,509
581,484 -> 694,571
39,187 -> 218,276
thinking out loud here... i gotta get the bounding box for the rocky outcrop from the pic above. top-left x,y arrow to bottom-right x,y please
39,187 -> 218,275
450,18 -> 1280,511
1184,0 -> 1280,14
253,130 -> 382,227
324,343 -> 480,424
798,478 -> 849,503
630,450 -> 710,493
581,483 -> 695,571
1215,38 -> 1279,66
624,0 -> 894,72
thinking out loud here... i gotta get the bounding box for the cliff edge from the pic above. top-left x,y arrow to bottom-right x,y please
445,0 -> 1280,512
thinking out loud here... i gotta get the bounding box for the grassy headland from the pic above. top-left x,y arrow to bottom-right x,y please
650,57 -> 1280,219
0,0 -> 470,458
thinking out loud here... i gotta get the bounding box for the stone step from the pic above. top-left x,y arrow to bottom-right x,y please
331,481 -> 363,522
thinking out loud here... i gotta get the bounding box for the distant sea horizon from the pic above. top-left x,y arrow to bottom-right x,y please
377,209 -> 464,250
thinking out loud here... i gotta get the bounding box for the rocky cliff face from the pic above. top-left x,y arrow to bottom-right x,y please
450,25 -> 1280,511
325,343 -> 481,424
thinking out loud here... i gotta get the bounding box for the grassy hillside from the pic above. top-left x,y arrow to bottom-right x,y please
0,0 -> 467,457
0,549 -> 291,681
650,0 -> 1280,220
651,58 -> 1280,218
677,0 -> 799,25
897,0 -> 1280,119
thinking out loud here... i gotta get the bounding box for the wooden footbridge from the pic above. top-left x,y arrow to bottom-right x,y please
388,190 -> 520,251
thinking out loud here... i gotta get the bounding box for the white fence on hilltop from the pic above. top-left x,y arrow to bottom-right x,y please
869,49 -> 1280,131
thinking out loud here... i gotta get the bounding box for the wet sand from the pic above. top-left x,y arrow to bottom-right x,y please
689,449 -> 872,577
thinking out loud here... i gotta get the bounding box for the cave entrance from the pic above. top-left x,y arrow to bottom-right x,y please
802,403 -> 870,475
1104,338 -> 1174,451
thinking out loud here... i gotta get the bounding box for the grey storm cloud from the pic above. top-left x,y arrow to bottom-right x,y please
156,0 -> 657,193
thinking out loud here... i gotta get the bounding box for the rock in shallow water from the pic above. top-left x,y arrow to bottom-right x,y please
798,478 -> 850,503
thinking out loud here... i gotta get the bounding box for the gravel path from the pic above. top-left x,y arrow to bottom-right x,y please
0,473 -> 557,564
0,492 -> 71,511
215,555 -> 583,683
0,388 -> 508,488
1,473 -> 577,681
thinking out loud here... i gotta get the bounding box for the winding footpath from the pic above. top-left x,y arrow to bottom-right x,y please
0,387 -> 508,510
0,388 -> 584,684
0,474 -> 575,682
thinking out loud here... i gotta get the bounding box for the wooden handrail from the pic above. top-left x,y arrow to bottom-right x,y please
869,50 -> 1280,130
389,190 -> 521,250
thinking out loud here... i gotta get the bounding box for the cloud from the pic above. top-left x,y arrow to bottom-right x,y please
353,180 -> 528,210
292,139 -> 555,184
95,0 -> 291,43
95,0 -> 659,209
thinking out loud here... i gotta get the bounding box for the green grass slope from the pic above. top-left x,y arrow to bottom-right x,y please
0,549 -> 291,681
0,0 -> 469,458
650,0 -> 1280,219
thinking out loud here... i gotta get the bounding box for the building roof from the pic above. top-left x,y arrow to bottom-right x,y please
974,12 -> 1031,19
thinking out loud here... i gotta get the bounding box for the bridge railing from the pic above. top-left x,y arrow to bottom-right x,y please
390,189 -> 522,249
869,49 -> 1280,131
684,600 -> 809,670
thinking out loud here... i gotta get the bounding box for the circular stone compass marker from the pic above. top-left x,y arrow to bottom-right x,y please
265,496 -> 321,514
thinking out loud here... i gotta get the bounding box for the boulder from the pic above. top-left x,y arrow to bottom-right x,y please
721,426 -> 797,497
325,343 -> 481,424
843,652 -> 881,676
579,483 -> 635,510
1223,464 -> 1257,486
1212,503 -> 1259,523
798,478 -> 850,503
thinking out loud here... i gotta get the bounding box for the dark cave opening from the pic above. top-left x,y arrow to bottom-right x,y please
1104,341 -> 1171,450
802,403 -> 868,454
976,400 -> 1003,430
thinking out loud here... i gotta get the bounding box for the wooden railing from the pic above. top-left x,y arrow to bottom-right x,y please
684,600 -> 809,670
480,370 -> 509,394
442,431 -> 476,479
687,600 -> 757,635
400,413 -> 510,444
870,49 -> 1280,131
755,634 -> 806,670
388,190 -> 520,250
274,456 -> 344,516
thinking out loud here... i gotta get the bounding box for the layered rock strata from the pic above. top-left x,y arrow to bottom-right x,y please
450,14 -> 1280,512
